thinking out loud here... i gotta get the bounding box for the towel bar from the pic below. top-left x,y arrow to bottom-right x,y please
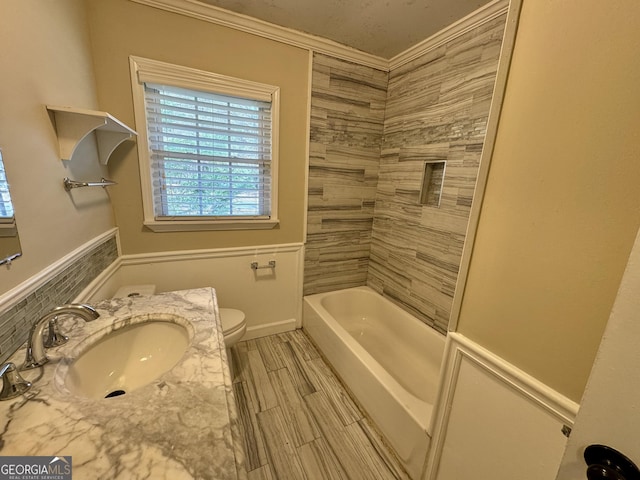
250,260 -> 276,270
64,177 -> 117,191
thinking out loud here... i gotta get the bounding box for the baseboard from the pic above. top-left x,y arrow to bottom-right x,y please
243,318 -> 297,340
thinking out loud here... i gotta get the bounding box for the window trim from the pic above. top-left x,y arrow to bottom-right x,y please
129,56 -> 280,232
0,149 -> 16,237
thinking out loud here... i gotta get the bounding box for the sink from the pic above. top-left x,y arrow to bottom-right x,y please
64,317 -> 192,399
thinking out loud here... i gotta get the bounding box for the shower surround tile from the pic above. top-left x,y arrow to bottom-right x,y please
304,15 -> 506,332
304,53 -> 388,296
368,14 -> 507,333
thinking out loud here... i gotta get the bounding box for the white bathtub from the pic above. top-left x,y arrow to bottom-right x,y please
303,286 -> 445,479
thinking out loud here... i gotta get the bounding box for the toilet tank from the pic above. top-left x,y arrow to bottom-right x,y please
112,284 -> 157,298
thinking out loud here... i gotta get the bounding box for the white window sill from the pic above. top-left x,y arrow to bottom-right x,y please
143,218 -> 280,232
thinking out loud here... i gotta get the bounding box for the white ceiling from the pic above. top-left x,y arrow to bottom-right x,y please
195,0 -> 494,59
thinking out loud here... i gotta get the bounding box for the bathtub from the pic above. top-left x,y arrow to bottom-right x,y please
303,286 -> 445,479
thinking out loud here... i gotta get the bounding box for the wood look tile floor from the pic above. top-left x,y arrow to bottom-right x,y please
230,330 -> 411,480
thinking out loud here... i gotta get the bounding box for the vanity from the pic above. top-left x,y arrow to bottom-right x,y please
0,288 -> 246,479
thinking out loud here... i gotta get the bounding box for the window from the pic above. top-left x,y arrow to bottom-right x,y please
130,56 -> 280,232
0,150 -> 17,236
0,151 -> 15,228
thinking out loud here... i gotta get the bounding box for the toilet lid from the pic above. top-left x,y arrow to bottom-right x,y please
219,308 -> 245,335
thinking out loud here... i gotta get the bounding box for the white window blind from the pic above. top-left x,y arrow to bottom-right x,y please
0,151 -> 15,221
143,83 -> 273,219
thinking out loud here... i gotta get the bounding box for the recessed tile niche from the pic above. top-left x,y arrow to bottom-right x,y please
419,160 -> 446,208
304,12 -> 508,332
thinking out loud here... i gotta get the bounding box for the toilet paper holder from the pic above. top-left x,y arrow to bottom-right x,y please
250,260 -> 276,270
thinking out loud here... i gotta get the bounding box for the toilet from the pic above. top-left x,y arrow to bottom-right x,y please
219,308 -> 247,348
219,308 -> 246,378
113,285 -> 246,375
113,284 -> 157,298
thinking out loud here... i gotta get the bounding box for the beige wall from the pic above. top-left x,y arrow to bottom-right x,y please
85,0 -> 310,254
457,0 -> 640,402
0,0 -> 114,294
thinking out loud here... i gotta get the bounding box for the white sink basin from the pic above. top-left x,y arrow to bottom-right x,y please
65,317 -> 192,399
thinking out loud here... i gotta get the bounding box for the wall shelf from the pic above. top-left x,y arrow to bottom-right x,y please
47,105 -> 137,165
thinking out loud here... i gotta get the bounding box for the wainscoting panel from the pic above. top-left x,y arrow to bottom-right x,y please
424,333 -> 578,480
81,243 -> 305,340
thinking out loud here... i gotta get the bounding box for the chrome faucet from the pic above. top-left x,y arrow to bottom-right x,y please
43,316 -> 68,348
0,363 -> 31,400
22,304 -> 99,370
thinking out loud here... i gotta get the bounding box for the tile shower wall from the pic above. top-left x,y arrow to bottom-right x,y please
304,54 -> 388,295
0,236 -> 118,362
368,15 -> 508,333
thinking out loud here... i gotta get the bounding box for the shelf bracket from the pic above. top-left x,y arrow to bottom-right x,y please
47,105 -> 137,165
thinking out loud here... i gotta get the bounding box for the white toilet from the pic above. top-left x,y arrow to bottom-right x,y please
219,308 -> 247,348
219,308 -> 246,377
113,284 -> 157,298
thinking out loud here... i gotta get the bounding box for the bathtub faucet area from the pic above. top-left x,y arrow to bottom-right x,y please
21,304 -> 100,370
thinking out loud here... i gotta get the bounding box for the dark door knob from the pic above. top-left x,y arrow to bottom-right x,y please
584,445 -> 640,480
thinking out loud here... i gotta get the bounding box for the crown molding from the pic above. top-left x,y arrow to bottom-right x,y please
130,0 -> 509,72
389,0 -> 510,70
129,0 -> 389,71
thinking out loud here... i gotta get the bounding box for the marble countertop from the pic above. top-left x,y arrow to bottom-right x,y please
0,288 -> 246,480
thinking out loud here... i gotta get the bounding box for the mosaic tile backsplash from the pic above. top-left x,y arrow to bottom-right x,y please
305,15 -> 507,334
0,235 -> 118,362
